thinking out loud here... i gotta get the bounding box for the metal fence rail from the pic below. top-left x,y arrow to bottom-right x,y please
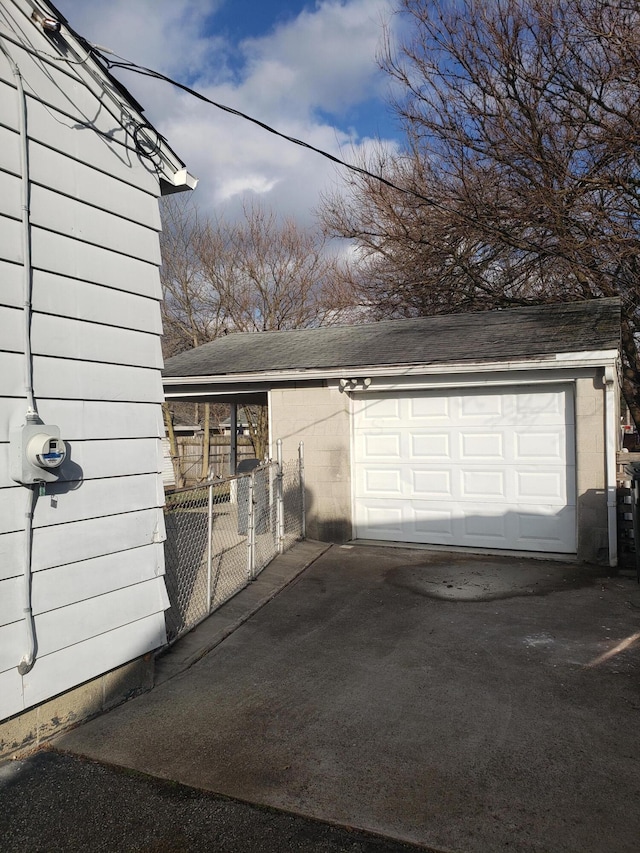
163,441 -> 305,644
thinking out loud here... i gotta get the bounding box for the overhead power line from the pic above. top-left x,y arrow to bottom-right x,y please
86,45 -> 604,280
92,48 -> 444,207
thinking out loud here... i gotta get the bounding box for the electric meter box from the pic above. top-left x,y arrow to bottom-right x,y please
10,423 -> 67,484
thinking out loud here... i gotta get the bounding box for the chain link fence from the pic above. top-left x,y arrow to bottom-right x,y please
163,441 -> 305,644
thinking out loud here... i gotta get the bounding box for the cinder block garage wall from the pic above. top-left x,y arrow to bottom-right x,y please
575,373 -> 609,564
271,374 -> 611,561
270,385 -> 352,541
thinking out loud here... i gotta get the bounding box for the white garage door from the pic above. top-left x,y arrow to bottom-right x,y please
353,385 -> 576,553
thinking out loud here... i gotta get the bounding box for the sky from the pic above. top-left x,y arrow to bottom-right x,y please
54,0 -> 403,229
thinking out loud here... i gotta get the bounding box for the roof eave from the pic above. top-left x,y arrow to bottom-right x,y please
39,1 -> 197,191
163,349 -> 620,390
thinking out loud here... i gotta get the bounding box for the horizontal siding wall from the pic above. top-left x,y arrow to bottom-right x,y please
0,353 -> 164,401
0,266 -> 162,334
1,175 -> 161,264
0,569 -> 168,679
0,508 -> 166,580
0,4 -> 174,721
0,39 -> 162,197
0,399 -> 164,440
21,614 -> 166,712
0,438 -> 164,489
0,475 -> 165,536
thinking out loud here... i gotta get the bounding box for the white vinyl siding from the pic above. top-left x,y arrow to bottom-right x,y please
0,214 -> 21,263
0,508 -> 166,581
1,172 -> 161,262
1,574 -> 169,659
0,353 -> 164,402
20,615 -> 166,712
30,272 -> 163,334
353,386 -> 576,553
31,229 -> 163,298
0,39 -> 162,195
0,79 -> 160,196
0,399 -> 164,440
0,473 -> 164,539
0,438 -> 163,489
0,3 -> 175,721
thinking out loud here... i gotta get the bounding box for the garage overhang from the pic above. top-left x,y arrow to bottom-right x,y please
163,349 -> 620,399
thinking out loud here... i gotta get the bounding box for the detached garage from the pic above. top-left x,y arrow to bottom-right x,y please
163,299 -> 621,566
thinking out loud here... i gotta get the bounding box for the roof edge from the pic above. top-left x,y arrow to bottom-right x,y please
36,0 -> 196,190
163,350 -> 620,386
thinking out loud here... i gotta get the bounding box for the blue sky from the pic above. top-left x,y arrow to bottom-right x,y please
212,1 -> 317,41
55,0 -> 401,226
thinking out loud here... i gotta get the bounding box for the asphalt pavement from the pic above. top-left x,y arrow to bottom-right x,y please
2,541 -> 640,853
0,750 -> 430,853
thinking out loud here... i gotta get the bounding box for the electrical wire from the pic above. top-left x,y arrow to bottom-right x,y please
0,33 -> 39,675
3,7 -> 630,293
92,48 -> 445,208
86,47 -> 612,281
16,21 -> 611,285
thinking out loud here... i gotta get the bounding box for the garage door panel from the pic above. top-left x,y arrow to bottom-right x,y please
410,432 -> 450,459
515,391 -> 572,425
357,461 -> 572,506
363,432 -> 402,459
356,465 -> 416,499
462,508 -> 508,540
414,506 -> 454,539
459,432 -> 504,460
516,506 -> 576,550
413,469 -> 451,497
409,395 -> 450,420
459,393 -> 505,421
514,429 -> 567,463
363,468 -> 403,496
355,396 -> 400,425
461,470 -> 506,499
354,385 -> 576,553
515,470 -> 568,502
357,503 -> 405,538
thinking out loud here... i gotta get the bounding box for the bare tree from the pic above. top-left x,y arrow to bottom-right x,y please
160,195 -> 227,358
160,197 -> 356,463
196,201 -> 349,333
322,0 -> 640,419
161,197 -> 353,351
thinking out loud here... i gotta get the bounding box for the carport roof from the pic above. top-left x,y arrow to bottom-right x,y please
163,298 -> 620,379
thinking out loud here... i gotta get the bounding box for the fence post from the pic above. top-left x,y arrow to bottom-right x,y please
276,439 -> 284,553
206,481 -> 214,612
247,472 -> 256,580
299,441 -> 306,540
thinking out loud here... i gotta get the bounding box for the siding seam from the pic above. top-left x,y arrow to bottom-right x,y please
0,27 -> 154,158
0,120 -> 159,201
30,223 -> 162,265
0,257 -> 163,302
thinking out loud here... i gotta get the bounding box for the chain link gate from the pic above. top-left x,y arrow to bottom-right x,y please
163,442 -> 305,644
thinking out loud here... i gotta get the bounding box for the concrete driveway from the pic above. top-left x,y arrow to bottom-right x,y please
57,544 -> 640,853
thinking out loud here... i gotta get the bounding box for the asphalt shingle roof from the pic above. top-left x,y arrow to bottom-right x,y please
163,298 -> 621,378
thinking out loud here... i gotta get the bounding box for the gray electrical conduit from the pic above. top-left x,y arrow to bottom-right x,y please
0,37 -> 39,675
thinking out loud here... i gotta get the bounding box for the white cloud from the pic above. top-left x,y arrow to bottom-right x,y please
239,0 -> 392,116
59,0 -> 228,82
55,0 -> 400,226
217,174 -> 279,202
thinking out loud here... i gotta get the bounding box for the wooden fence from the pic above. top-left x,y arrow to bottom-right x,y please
171,435 -> 256,487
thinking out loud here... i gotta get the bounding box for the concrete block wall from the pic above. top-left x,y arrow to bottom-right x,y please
575,373 -> 609,563
0,655 -> 154,759
270,385 -> 352,541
